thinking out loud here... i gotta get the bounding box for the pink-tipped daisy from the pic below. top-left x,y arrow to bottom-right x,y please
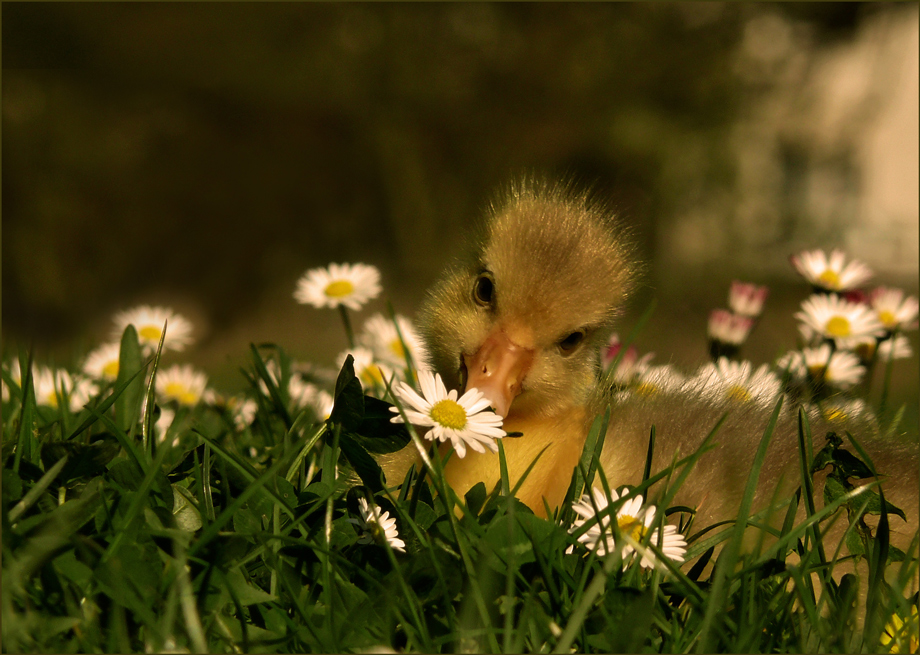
294,262 -> 382,311
795,294 -> 885,349
603,334 -> 655,385
708,309 -> 755,346
869,287 -> 919,333
112,305 -> 195,354
348,498 -> 406,552
790,248 -> 873,292
728,281 -> 769,318
389,370 -> 505,458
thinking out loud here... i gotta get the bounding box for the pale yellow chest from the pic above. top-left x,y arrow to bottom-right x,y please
441,407 -> 588,517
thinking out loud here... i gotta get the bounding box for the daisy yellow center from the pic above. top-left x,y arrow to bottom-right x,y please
879,310 -> 897,328
324,280 -> 354,299
818,269 -> 841,289
727,385 -> 752,402
389,339 -> 407,359
165,382 -> 198,405
429,399 -> 467,430
139,325 -> 163,341
823,407 -> 848,423
635,382 -> 659,396
825,316 -> 851,338
359,365 -> 385,387
46,394 -> 59,409
807,364 -> 827,381
103,360 -> 120,379
618,515 -> 646,542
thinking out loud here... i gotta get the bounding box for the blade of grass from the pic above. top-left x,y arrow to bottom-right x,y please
194,431 -> 296,519
188,453 -> 290,559
141,322 -> 168,454
8,455 -> 69,523
698,395 -> 784,653
13,349 -> 37,473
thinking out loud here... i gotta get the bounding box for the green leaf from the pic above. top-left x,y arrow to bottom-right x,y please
464,482 -> 487,516
40,436 -> 120,485
348,396 -> 410,454
2,468 -> 23,503
851,486 -> 907,521
330,355 -> 364,432
114,325 -> 145,432
339,433 -> 385,492
222,568 -> 276,606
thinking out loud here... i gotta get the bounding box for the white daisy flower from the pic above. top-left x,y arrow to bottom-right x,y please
348,498 -> 406,552
82,342 -> 123,381
155,364 -> 208,407
359,313 -> 429,370
229,396 -> 258,429
708,309 -> 755,346
790,248 -> 873,292
338,347 -> 394,393
29,366 -> 98,412
877,335 -> 914,362
388,370 -> 505,459
68,376 -> 99,412
155,406 -> 178,446
112,305 -> 195,354
728,281 -> 769,318
568,487 -> 686,569
294,262 -> 382,311
633,365 -> 686,397
603,334 -> 654,385
813,397 -> 873,426
776,344 -> 864,390
691,358 -> 782,407
869,287 -> 919,332
288,376 -> 334,420
795,294 -> 885,350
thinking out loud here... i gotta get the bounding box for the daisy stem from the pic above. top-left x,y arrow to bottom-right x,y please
338,305 -> 356,349
878,332 -> 897,418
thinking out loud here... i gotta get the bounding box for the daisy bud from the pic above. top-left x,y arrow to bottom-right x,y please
728,281 -> 769,318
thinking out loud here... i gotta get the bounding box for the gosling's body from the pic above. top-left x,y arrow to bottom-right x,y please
385,179 -> 918,555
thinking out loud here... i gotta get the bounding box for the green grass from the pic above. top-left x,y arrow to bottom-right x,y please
2,335 -> 918,654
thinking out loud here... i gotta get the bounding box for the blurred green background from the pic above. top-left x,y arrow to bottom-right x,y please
3,3 -> 917,428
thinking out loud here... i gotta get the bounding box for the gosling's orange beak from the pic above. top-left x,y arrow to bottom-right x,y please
463,328 -> 534,418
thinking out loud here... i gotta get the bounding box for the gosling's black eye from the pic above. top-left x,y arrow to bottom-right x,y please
559,330 -> 585,355
473,273 -> 494,307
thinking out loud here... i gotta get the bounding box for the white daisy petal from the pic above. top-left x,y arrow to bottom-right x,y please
689,358 -> 782,407
155,364 -> 208,407
112,305 -> 194,354
353,498 -> 406,552
294,262 -> 381,311
568,487 -> 686,571
790,248 -> 873,292
82,342 -> 123,381
389,370 -> 505,458
358,313 -> 430,369
869,287 -> 919,332
794,294 -> 885,350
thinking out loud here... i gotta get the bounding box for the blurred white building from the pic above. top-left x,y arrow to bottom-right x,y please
664,5 -> 919,282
